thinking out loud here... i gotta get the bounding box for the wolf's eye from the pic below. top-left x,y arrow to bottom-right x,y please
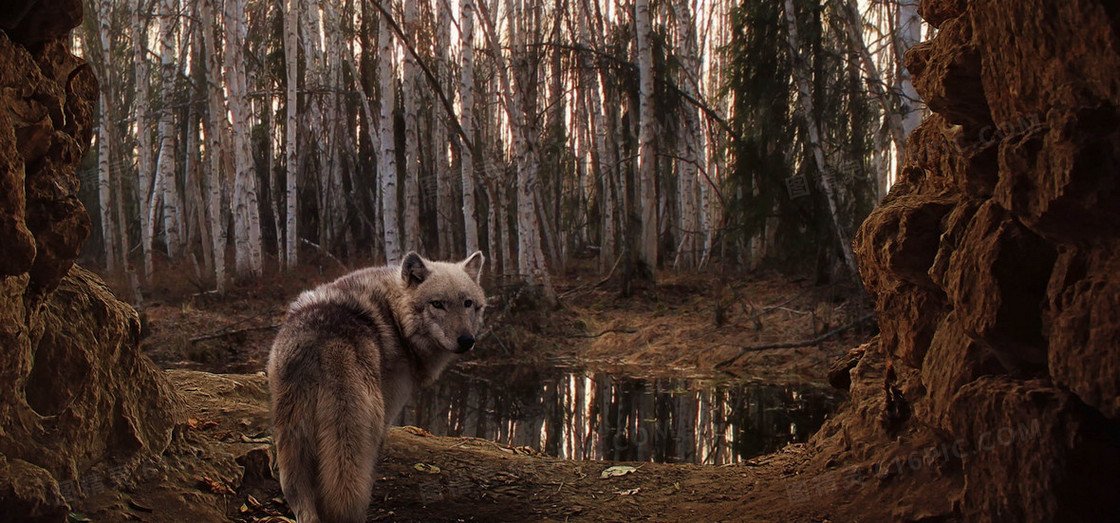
464,299 -> 473,308
430,300 -> 445,310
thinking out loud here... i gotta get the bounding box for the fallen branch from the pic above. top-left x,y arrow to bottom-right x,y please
190,323 -> 281,343
715,312 -> 876,368
569,328 -> 638,339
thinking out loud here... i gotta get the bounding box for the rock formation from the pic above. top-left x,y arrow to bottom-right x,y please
816,0 -> 1120,520
0,2 -> 179,520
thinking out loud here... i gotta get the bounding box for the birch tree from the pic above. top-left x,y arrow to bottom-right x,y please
434,0 -> 454,259
156,0 -> 182,258
132,0 -> 155,281
635,0 -> 658,277
379,8 -> 402,263
95,0 -> 117,272
401,0 -> 421,252
283,0 -> 300,269
672,0 -> 702,270
225,0 -> 263,276
460,0 -> 480,254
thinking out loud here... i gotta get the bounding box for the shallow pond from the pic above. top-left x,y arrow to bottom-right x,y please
397,364 -> 842,465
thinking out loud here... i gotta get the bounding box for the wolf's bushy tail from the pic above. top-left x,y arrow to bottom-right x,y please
274,384 -> 323,523
313,379 -> 383,523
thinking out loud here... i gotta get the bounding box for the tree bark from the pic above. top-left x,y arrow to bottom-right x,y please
635,0 -> 658,278
156,0 -> 182,259
401,0 -> 421,252
460,0 -> 480,255
378,9 -> 402,263
225,0 -> 263,276
284,0 -> 300,269
132,0 -> 155,282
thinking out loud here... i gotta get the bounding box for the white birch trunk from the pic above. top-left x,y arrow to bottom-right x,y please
401,0 -> 421,252
284,0 -> 300,269
97,93 -> 116,272
200,0 -> 230,291
635,0 -> 658,276
225,0 -> 263,276
460,0 -> 479,255
673,0 -> 702,270
132,0 -> 155,282
378,11 -> 401,264
434,0 -> 453,258
156,0 -> 181,258
95,1 -> 117,272
783,0 -> 858,275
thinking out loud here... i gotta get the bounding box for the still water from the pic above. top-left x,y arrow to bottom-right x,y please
397,364 -> 841,465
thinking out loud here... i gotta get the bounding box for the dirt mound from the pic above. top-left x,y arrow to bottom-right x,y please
812,0 -> 1120,520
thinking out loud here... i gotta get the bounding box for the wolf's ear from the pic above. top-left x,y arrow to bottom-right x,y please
461,251 -> 485,282
401,252 -> 429,286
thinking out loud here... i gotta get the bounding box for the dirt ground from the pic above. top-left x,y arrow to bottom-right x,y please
72,370 -> 909,523
75,266 -> 889,522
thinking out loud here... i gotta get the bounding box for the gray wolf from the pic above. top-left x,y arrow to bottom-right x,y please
268,251 -> 486,522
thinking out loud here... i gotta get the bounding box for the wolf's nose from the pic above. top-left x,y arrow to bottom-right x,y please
457,335 -> 475,353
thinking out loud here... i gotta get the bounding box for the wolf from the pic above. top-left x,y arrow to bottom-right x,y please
268,251 -> 486,523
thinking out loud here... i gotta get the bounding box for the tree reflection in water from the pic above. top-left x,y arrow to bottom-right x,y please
397,365 -> 841,464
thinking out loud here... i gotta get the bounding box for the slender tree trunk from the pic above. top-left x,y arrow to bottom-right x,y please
284,0 -> 300,269
783,0 -> 858,275
157,0 -> 182,258
401,0 -> 421,252
200,0 -> 229,292
673,0 -> 702,270
434,0 -> 454,258
132,0 -> 155,282
378,10 -> 401,263
225,0 -> 263,276
94,1 -> 117,273
459,0 -> 479,255
635,0 -> 657,278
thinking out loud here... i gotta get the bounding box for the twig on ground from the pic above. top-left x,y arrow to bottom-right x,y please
189,323 -> 281,343
715,312 -> 876,368
568,328 -> 638,339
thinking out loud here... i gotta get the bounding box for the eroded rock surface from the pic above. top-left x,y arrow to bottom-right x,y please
0,2 -> 179,520
815,0 -> 1120,520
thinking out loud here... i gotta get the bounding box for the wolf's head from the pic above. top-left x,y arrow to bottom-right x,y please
399,251 -> 487,354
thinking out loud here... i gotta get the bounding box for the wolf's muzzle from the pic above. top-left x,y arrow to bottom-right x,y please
455,335 -> 475,353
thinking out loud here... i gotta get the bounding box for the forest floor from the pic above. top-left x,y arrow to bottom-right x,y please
77,263 -> 887,522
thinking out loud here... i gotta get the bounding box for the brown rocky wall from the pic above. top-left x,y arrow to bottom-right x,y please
814,0 -> 1120,521
0,2 -> 180,521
